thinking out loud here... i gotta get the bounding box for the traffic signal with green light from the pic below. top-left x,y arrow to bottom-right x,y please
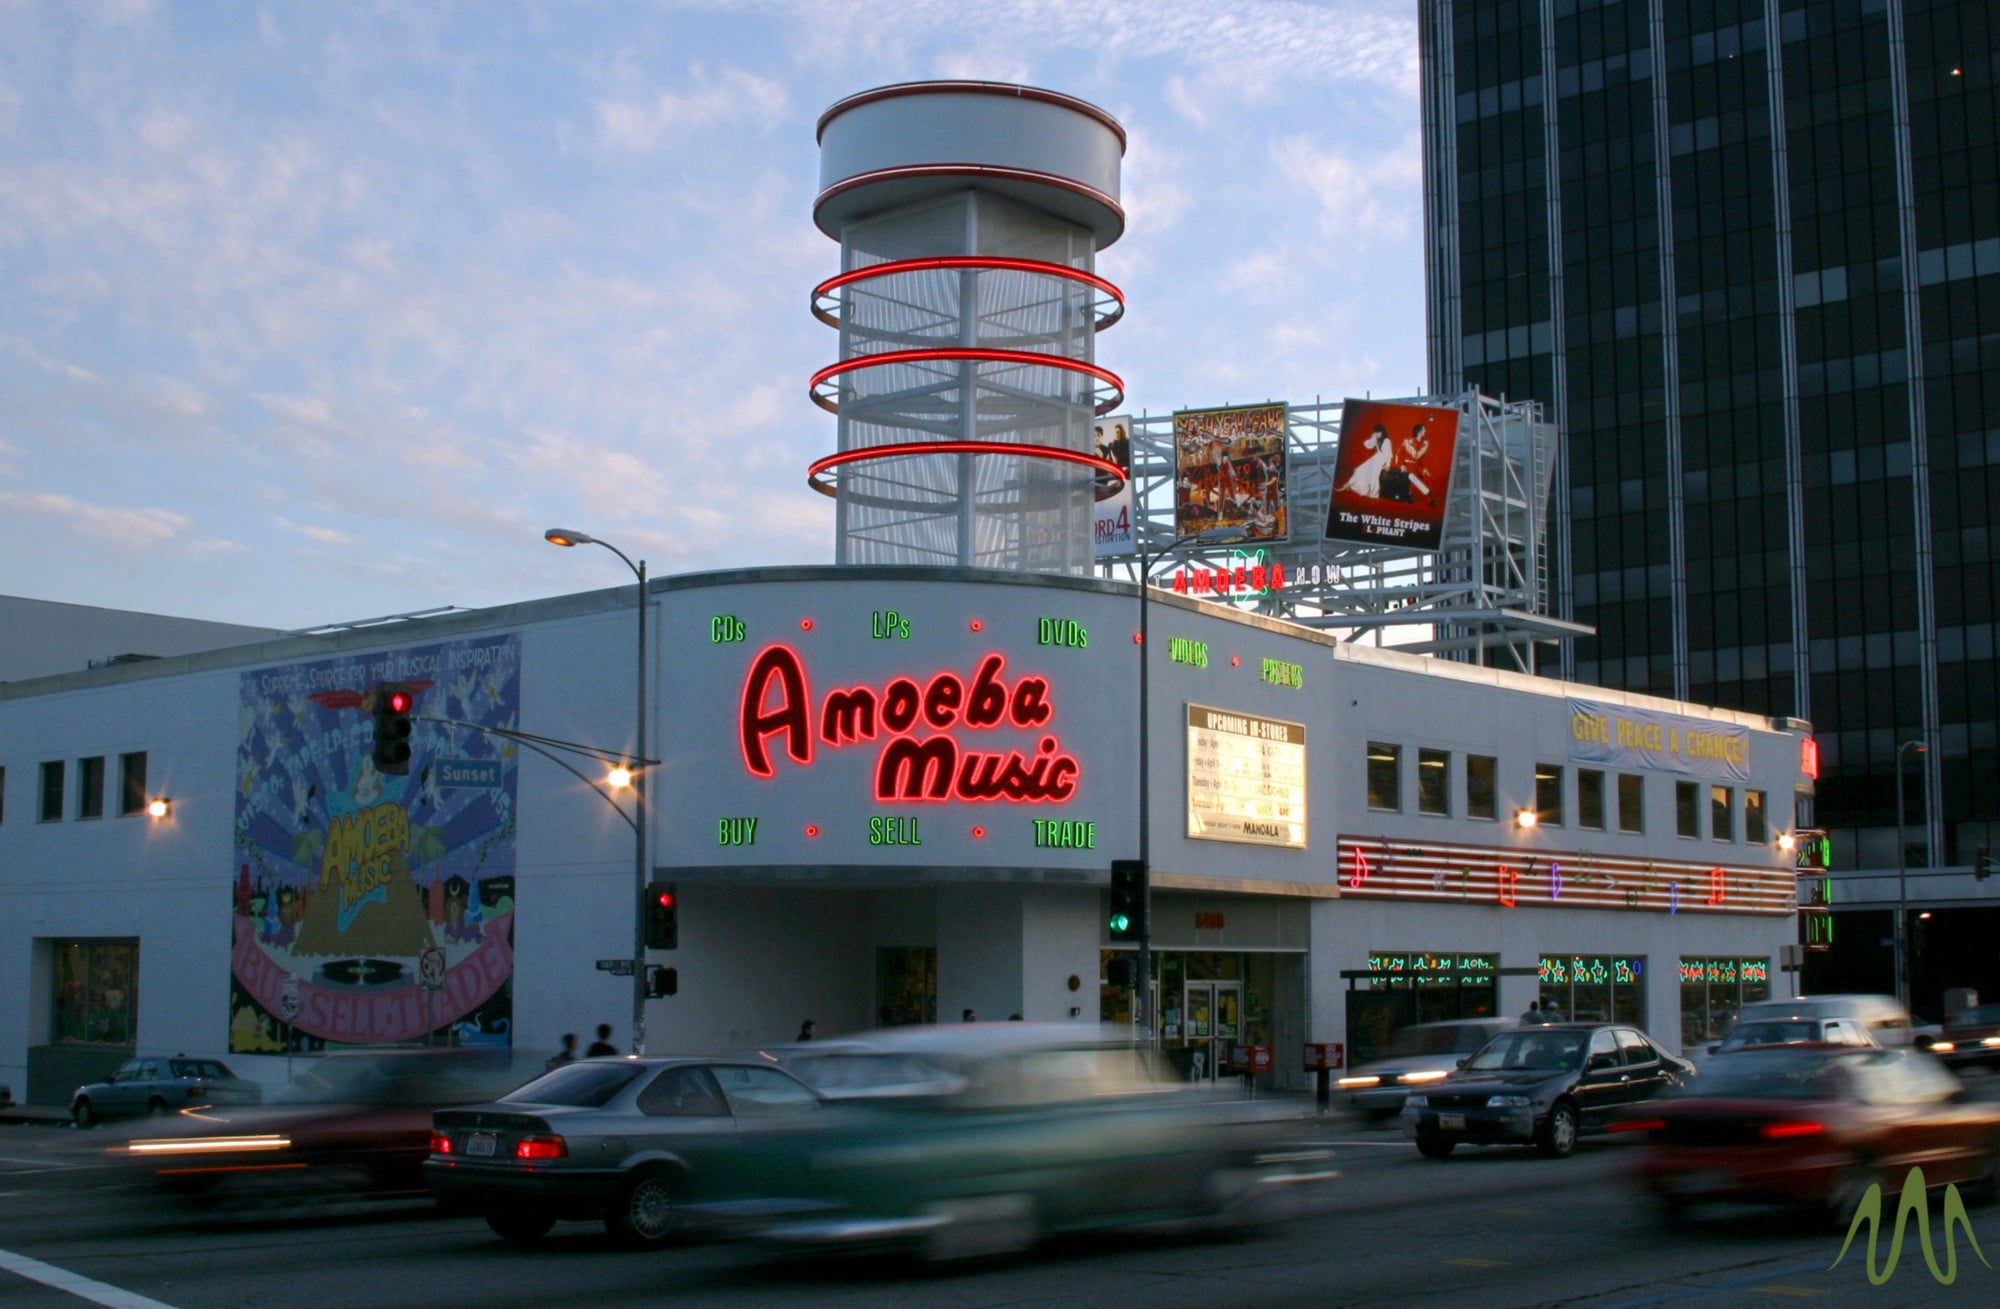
1109,860 -> 1146,942
372,683 -> 414,775
644,881 -> 679,949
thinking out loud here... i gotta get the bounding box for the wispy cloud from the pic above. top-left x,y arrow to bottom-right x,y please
596,64 -> 788,151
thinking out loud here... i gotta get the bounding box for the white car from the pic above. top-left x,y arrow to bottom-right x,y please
1339,1019 -> 1518,1117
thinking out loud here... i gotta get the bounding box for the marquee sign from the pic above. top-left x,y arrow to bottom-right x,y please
1186,704 -> 1307,848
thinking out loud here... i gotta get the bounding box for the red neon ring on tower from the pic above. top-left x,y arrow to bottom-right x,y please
812,257 -> 1124,332
806,440 -> 1129,499
809,348 -> 1125,416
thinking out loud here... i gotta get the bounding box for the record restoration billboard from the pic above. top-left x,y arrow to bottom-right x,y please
1173,402 -> 1288,543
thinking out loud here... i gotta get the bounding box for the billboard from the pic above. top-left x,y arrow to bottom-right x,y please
1092,414 -> 1136,559
229,635 -> 520,1052
1325,399 -> 1461,549
1173,402 -> 1288,542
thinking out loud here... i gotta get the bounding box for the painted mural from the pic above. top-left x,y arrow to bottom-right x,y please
230,635 -> 520,1052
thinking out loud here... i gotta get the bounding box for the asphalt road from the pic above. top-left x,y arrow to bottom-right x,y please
1,1113 -> 1996,1308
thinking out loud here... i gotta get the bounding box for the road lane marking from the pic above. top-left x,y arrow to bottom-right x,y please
0,1248 -> 178,1309
0,1156 -> 78,1168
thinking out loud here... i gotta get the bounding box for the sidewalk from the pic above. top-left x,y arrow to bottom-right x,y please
0,1104 -> 73,1127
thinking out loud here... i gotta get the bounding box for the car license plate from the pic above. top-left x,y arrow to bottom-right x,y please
1439,1113 -> 1467,1131
466,1133 -> 498,1158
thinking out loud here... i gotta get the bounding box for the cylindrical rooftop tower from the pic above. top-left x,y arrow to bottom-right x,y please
808,82 -> 1127,573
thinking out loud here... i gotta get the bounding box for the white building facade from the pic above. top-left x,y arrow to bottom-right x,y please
0,567 -> 1810,1104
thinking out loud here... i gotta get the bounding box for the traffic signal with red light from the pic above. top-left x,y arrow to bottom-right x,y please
1108,860 -> 1146,942
644,881 -> 679,950
372,682 -> 414,775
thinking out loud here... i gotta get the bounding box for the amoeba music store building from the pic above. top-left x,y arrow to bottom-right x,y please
0,565 -> 1810,1103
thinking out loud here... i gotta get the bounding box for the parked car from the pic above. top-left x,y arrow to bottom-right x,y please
1402,1022 -> 1692,1159
1623,1044 -> 2000,1226
1730,994 -> 1915,1048
1703,1015 -> 1879,1057
426,1055 -> 830,1246
121,1048 -> 527,1195
1925,1001 -> 2000,1070
1338,1018 -> 1518,1118
71,1055 -> 262,1127
696,1023 -> 1334,1262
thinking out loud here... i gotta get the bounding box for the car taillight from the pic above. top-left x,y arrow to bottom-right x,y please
429,1132 -> 452,1155
516,1135 -> 567,1161
1760,1120 -> 1827,1140
1609,1117 -> 1665,1134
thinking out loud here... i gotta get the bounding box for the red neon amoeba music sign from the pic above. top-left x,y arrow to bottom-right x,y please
738,645 -> 1081,804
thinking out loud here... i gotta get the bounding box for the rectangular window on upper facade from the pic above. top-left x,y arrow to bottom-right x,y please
119,752 -> 148,817
1535,763 -> 1564,827
1744,790 -> 1766,845
40,761 -> 65,823
77,756 -> 105,820
1619,775 -> 1645,833
1367,742 -> 1402,812
1467,754 -> 1498,821
1712,786 -> 1734,841
1578,769 -> 1606,830
1677,782 -> 1701,838
1418,748 -> 1451,816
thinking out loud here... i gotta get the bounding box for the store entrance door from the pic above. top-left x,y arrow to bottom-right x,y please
1181,980 -> 1242,1082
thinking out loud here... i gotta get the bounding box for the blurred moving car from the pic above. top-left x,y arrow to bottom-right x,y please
1702,1015 -> 1879,1058
122,1048 -> 527,1195
759,1040 -> 968,1101
1926,1001 -> 2000,1070
1402,1023 -> 1692,1159
427,1056 -> 829,1246
1730,994 -> 1915,1048
1623,1044 -> 2000,1226
72,1055 -> 262,1127
702,1023 -> 1334,1262
1338,1019 -> 1517,1118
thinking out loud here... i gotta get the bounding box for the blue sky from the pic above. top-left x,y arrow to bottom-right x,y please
0,0 -> 1425,629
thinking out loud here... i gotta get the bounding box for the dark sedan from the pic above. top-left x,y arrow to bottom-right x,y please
1401,1023 -> 1692,1159
1624,1045 -> 2000,1226
122,1048 -> 528,1195
427,1056 -> 828,1246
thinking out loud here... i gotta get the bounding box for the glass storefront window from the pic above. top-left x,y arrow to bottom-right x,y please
1350,951 -> 1500,1062
53,939 -> 139,1045
1678,956 -> 1772,1048
1538,955 -> 1645,1027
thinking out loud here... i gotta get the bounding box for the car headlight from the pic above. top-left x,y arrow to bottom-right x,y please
1486,1094 -> 1531,1108
1337,1075 -> 1381,1088
1404,1094 -> 1429,1108
1930,1040 -> 1957,1053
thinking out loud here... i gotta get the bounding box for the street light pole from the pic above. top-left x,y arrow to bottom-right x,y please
1894,738 -> 1926,1012
546,528 -> 651,1055
1133,525 -> 1246,1053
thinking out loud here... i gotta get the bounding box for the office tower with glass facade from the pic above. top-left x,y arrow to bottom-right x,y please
1421,0 -> 1998,879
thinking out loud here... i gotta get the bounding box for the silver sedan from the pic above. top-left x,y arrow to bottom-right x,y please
425,1056 -> 826,1247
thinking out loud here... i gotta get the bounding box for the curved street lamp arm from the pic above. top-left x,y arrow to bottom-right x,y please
415,714 -> 639,834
